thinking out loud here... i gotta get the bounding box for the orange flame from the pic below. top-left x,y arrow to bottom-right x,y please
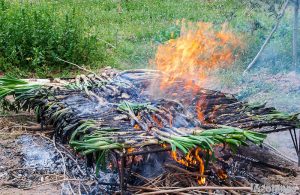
155,21 -> 242,91
171,148 -> 206,185
196,95 -> 208,123
195,148 -> 205,185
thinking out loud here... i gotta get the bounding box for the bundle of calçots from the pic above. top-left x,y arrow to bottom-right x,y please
2,71 -> 297,175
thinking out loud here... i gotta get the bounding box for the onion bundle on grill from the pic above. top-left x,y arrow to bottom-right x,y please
0,71 -> 299,176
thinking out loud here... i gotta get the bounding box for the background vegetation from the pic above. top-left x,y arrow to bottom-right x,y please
0,0 -> 294,77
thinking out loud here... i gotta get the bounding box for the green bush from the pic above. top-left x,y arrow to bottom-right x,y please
0,0 -> 98,77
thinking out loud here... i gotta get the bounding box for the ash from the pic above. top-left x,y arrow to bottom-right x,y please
18,135 -> 63,173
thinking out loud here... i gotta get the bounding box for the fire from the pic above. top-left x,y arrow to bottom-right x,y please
126,148 -> 144,164
154,21 -> 242,91
161,143 -> 168,148
196,95 -> 208,123
152,20 -> 239,185
127,147 -> 135,153
133,124 -> 140,130
152,114 -> 163,128
171,148 -> 206,185
216,168 -> 228,180
195,148 -> 205,185
208,105 -> 221,123
196,96 -> 222,123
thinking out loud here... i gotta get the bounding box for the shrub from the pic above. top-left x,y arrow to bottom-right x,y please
0,0 -> 98,77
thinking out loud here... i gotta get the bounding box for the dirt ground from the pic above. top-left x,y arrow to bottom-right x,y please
0,116 -> 62,194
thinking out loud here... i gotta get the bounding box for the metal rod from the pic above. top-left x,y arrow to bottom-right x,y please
234,154 -> 294,173
119,155 -> 126,195
289,129 -> 298,153
297,128 -> 300,167
256,126 -> 294,134
293,128 -> 299,151
264,127 -> 300,167
248,125 -> 295,133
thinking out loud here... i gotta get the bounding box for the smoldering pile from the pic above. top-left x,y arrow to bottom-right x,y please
0,68 -> 299,194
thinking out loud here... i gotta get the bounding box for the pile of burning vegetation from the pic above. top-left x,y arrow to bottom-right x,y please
0,68 -> 299,194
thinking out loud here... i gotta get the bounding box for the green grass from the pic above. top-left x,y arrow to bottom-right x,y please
0,0 -> 289,77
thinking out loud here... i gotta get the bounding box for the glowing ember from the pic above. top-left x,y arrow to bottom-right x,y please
196,96 -> 223,123
127,147 -> 135,153
126,148 -> 144,164
209,105 -> 221,123
216,168 -> 228,180
152,114 -> 163,128
155,21 -> 242,91
133,124 -> 140,130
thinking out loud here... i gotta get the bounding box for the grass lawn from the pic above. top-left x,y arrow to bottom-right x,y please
0,0 -> 288,77
54,0 -> 276,69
